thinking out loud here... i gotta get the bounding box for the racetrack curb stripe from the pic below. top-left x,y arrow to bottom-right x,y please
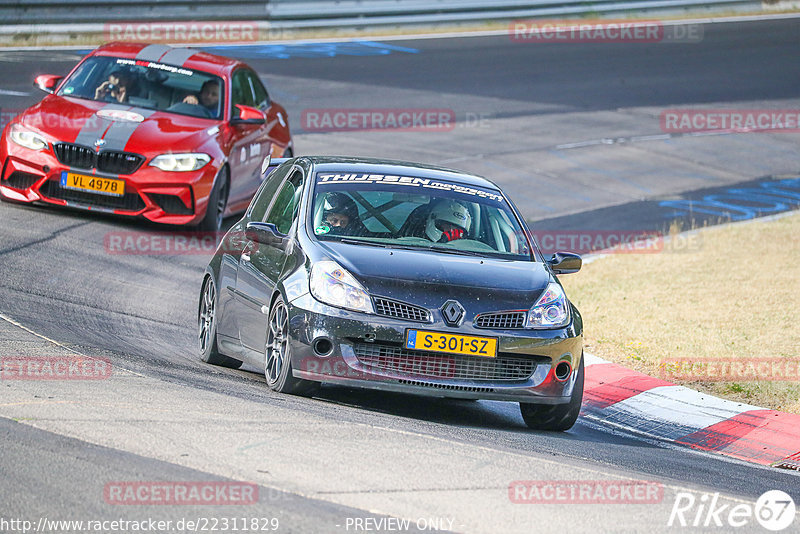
583,353 -> 800,468
676,410 -> 800,466
583,362 -> 672,409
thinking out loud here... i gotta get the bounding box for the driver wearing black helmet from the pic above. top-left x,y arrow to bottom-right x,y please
321,192 -> 365,236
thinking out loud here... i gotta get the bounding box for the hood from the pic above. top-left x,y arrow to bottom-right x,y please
19,95 -> 218,153
318,241 -> 553,313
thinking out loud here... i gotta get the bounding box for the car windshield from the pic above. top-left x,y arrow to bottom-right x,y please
310,171 -> 532,260
56,56 -> 224,120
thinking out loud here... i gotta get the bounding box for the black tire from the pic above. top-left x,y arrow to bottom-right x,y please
195,166 -> 229,232
520,355 -> 584,431
264,295 -> 317,396
198,275 -> 242,369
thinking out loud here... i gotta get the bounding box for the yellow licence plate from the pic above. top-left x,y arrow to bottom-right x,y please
60,172 -> 124,197
405,330 -> 497,358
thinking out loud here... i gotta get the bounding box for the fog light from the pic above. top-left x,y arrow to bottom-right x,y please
313,337 -> 333,357
554,361 -> 572,381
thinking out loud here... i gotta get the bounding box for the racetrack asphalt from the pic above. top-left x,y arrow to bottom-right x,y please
0,18 -> 798,533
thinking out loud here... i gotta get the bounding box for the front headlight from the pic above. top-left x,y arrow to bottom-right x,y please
149,153 -> 210,172
310,260 -> 374,314
527,282 -> 570,329
9,124 -> 48,151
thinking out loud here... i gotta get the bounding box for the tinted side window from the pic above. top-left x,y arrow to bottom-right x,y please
265,170 -> 304,234
247,72 -> 270,110
231,70 -> 255,114
248,164 -> 291,221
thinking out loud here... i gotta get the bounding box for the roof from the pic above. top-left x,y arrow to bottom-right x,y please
90,42 -> 242,75
303,156 -> 501,190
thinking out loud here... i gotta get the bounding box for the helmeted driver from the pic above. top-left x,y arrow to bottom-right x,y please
321,192 -> 363,236
425,199 -> 471,242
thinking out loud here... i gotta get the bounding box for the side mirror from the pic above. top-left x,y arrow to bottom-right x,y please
231,104 -> 266,125
34,74 -> 62,94
245,221 -> 285,248
548,252 -> 582,274
260,154 -> 291,180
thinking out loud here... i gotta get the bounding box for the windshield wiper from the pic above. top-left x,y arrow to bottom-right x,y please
334,238 -> 436,253
424,247 -> 487,257
333,238 -> 491,257
335,238 -> 391,248
339,239 -> 425,252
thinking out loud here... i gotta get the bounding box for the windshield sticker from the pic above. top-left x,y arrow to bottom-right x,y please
96,109 -> 145,123
315,224 -> 331,235
116,58 -> 194,77
317,173 -> 503,202
62,86 -> 75,95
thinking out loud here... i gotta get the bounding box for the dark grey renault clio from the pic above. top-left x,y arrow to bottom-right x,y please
199,156 -> 584,430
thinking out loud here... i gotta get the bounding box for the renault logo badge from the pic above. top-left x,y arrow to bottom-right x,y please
441,300 -> 465,327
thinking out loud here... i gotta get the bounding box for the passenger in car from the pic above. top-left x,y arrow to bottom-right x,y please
94,69 -> 134,103
424,199 -> 471,242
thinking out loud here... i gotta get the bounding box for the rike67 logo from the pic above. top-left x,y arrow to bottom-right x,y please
669,490 -> 796,531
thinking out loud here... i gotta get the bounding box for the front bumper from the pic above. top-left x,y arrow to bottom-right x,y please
286,293 -> 583,403
0,140 -> 216,226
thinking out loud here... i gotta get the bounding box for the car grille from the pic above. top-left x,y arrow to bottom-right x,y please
149,193 -> 193,215
54,143 -> 145,175
474,311 -> 526,329
353,342 -> 540,381
40,179 -> 145,212
54,143 -> 95,169
97,151 -> 145,175
397,379 -> 495,393
3,171 -> 40,190
373,297 -> 431,322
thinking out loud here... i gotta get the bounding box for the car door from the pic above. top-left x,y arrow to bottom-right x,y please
217,163 -> 291,345
250,72 -> 291,157
227,68 -> 268,207
235,166 -> 305,352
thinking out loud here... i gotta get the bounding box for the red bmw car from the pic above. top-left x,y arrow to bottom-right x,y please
0,42 -> 293,230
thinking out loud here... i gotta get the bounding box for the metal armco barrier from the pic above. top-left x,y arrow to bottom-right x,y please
0,0 -> 763,26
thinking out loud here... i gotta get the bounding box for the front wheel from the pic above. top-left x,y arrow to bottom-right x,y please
264,295 -> 317,396
520,355 -> 584,431
195,167 -> 229,232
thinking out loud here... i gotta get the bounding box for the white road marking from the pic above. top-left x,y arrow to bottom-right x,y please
0,89 -> 30,96
0,311 -> 146,377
